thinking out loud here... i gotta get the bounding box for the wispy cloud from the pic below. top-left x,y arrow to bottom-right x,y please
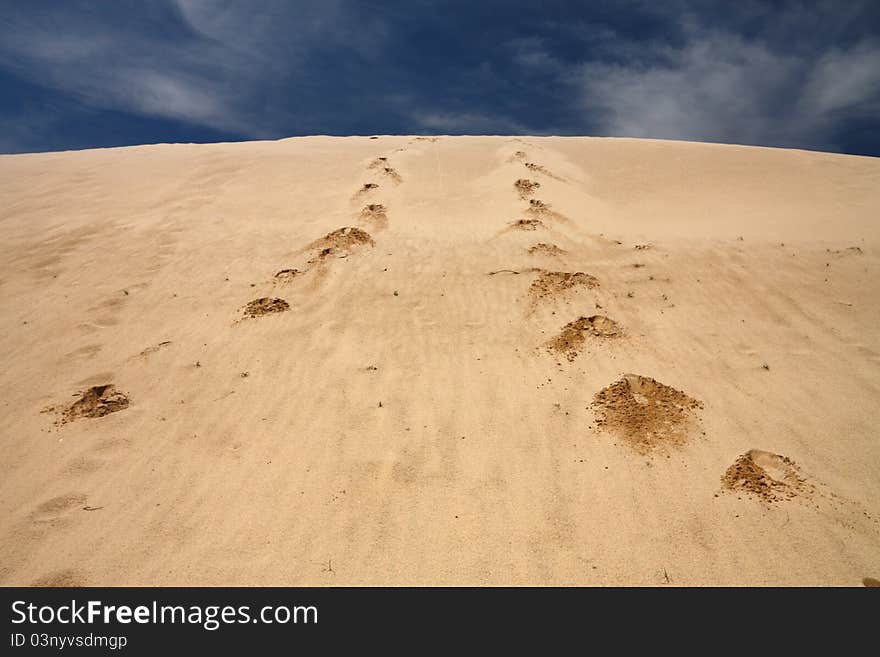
0,0 -> 390,140
570,20 -> 880,151
0,3 -> 255,135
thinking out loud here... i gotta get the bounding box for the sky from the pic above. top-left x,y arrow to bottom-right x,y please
1,0 -> 879,156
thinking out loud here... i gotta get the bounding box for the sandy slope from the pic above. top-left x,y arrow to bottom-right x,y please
0,135 -> 878,586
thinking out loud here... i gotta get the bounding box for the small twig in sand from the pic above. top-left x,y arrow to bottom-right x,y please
486,267 -> 541,276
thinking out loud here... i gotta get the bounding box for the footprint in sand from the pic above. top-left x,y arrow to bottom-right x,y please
514,178 -> 541,199
524,161 -> 565,182
359,203 -> 388,231
306,227 -> 375,263
382,166 -> 403,183
352,182 -> 380,202
546,315 -> 622,361
241,297 -> 290,319
529,270 -> 599,305
367,157 -> 403,183
508,218 -> 545,231
721,450 -> 813,502
45,384 -> 131,425
527,199 -> 567,223
527,242 -> 566,257
268,227 -> 376,289
591,375 -> 703,454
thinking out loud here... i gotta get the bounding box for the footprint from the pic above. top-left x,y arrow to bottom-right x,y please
508,218 -> 545,231
514,178 -> 541,199
527,242 -> 566,256
241,297 -> 290,319
366,157 -> 403,182
592,375 -> 703,454
546,315 -> 622,361
263,227 -> 376,294
529,270 -> 599,304
49,385 -> 131,425
381,166 -> 403,184
524,161 -> 565,182
306,227 -> 375,263
351,182 -> 379,202
359,204 -> 388,231
721,450 -> 812,502
526,199 -> 567,223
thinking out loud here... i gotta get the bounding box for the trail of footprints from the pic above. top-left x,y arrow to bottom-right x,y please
243,151 -> 399,319
501,146 -> 700,455
490,140 -> 870,520
49,146 -> 404,425
31,139 -> 876,585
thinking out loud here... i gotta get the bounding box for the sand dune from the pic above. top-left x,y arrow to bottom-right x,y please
0,135 -> 878,586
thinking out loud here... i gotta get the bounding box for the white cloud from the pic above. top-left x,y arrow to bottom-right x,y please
0,12 -> 255,136
801,40 -> 880,115
0,1 -> 389,139
573,29 -> 880,150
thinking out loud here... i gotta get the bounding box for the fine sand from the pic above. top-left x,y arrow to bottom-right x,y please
0,135 -> 878,586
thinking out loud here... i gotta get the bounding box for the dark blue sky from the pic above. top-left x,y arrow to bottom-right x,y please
2,1 -> 879,155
